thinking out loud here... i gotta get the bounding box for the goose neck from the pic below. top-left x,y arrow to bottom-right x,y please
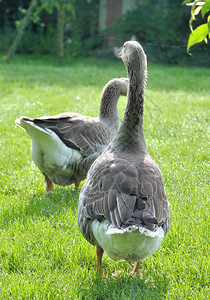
111,64 -> 147,153
99,85 -> 120,122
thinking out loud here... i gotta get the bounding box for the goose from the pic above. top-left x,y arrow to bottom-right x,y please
15,78 -> 128,192
113,35 -> 137,59
78,41 -> 170,274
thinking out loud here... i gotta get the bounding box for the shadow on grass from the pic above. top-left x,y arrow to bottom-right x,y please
73,237 -> 170,299
80,269 -> 169,300
1,186 -> 80,228
1,185 -> 170,299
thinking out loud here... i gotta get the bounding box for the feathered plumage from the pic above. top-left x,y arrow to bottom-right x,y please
78,41 -> 170,274
16,78 -> 128,191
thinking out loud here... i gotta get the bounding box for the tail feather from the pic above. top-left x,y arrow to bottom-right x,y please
15,117 -> 52,136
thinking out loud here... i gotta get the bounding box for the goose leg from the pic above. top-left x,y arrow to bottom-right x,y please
43,173 -> 54,193
128,261 -> 140,275
96,246 -> 104,274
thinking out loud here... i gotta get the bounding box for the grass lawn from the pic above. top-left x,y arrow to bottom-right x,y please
0,53 -> 209,299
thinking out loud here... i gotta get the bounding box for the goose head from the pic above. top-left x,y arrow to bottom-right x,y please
118,41 -> 147,75
117,77 -> 129,95
103,77 -> 128,98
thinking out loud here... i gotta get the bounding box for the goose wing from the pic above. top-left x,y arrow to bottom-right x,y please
81,152 -> 170,234
21,113 -> 109,156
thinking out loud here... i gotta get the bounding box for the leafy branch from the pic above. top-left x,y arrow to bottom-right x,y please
183,0 -> 210,51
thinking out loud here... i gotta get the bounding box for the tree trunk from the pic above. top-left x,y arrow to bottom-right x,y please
4,0 -> 38,62
57,3 -> 66,64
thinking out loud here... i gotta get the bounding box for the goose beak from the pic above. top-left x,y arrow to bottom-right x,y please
118,50 -> 122,58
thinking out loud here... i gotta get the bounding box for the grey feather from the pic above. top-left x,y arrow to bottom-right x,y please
108,189 -> 117,211
16,78 -> 128,189
78,42 -> 170,267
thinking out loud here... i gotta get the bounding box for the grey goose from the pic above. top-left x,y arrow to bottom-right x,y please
78,41 -> 170,274
16,78 -> 128,192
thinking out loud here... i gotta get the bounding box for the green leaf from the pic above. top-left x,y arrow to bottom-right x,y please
194,5 -> 202,16
190,0 -> 202,14
189,1 -> 203,30
45,6 -> 53,14
187,23 -> 210,51
201,0 -> 210,18
182,0 -> 193,4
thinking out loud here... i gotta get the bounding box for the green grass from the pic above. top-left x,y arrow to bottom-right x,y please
0,53 -> 209,299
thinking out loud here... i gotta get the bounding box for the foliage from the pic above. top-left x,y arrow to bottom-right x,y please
0,0 -> 210,63
28,0 -> 95,60
106,0 -> 190,64
108,0 -> 187,45
0,0 -> 100,58
64,0 -> 102,57
0,54 -> 209,298
106,0 -> 210,65
33,0 -> 75,22
183,0 -> 210,51
4,0 -> 38,62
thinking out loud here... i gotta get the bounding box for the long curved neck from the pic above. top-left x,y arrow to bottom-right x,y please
99,82 -> 121,124
111,62 -> 147,153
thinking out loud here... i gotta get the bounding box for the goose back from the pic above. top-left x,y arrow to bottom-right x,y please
16,77 -> 128,189
78,41 -> 170,267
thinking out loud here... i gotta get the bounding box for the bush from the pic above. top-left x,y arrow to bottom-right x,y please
65,0 -> 104,57
108,1 -> 186,44
106,0 -> 210,66
0,0 -> 103,58
1,0 -> 209,65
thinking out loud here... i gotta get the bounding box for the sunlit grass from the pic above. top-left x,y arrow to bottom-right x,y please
0,54 -> 209,299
